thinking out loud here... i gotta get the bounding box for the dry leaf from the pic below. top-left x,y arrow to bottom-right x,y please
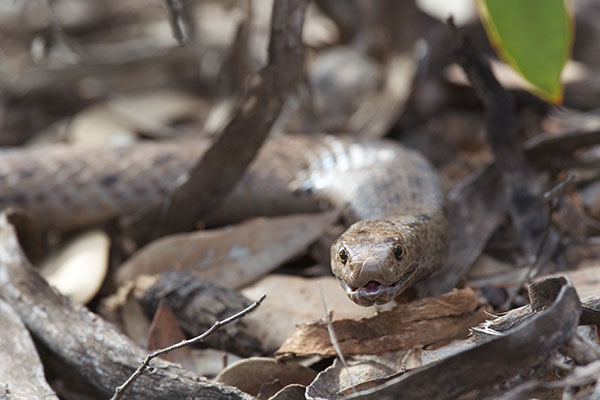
215,357 -> 317,399
147,299 -> 195,371
276,288 -> 487,358
307,351 -> 420,399
39,229 -> 109,304
241,274 -> 376,351
116,211 -> 339,287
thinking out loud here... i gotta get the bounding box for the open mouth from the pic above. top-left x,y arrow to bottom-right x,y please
339,279 -> 402,306
355,280 -> 389,294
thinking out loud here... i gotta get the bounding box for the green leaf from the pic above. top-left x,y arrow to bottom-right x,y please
477,0 -> 573,104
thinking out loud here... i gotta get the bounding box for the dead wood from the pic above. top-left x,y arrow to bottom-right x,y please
0,213 -> 254,400
132,0 -> 309,241
111,294 -> 266,399
0,299 -> 58,400
140,270 -> 261,356
342,276 -> 581,400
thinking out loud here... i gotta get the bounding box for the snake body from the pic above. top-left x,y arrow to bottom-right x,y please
0,135 -> 447,306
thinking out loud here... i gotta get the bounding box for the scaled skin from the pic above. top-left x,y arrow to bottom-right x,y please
331,210 -> 448,307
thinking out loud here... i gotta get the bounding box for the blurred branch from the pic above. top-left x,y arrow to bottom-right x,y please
132,0 -> 308,241
163,0 -> 186,44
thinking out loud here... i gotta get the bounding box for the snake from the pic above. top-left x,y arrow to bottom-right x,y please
0,134 -> 448,306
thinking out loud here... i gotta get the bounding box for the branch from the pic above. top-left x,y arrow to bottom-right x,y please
111,294 -> 266,400
132,0 -> 308,242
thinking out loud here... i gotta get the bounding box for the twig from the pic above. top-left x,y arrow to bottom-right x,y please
110,294 -> 266,400
318,282 -> 360,395
163,0 -> 186,44
317,282 -> 347,368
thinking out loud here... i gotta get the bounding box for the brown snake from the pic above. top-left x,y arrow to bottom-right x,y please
0,134 -> 447,306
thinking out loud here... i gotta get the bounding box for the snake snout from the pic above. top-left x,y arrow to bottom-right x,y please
358,256 -> 382,278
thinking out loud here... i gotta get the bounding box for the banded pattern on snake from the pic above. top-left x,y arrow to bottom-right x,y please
0,135 -> 447,306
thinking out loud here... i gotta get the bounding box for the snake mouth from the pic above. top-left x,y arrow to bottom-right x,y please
355,280 -> 387,294
338,279 -> 403,307
335,263 -> 420,306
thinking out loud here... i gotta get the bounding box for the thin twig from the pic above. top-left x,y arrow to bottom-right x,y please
110,294 -> 266,400
163,0 -> 186,44
318,282 -> 347,368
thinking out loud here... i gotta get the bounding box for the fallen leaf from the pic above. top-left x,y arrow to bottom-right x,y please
39,229 -> 109,304
116,211 -> 339,288
306,351 -> 419,398
215,357 -> 317,399
241,274 -> 376,351
147,299 -> 195,371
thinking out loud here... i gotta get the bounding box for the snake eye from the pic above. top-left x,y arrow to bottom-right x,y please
338,248 -> 348,264
393,244 -> 405,261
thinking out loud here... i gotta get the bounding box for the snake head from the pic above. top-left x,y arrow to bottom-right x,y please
331,217 -> 438,307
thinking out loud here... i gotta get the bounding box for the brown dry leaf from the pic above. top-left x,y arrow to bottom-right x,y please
39,229 -> 109,304
214,357 -> 317,399
115,211 -> 339,287
147,299 -> 195,371
241,274 -> 376,351
307,350 -> 422,399
276,288 -> 487,358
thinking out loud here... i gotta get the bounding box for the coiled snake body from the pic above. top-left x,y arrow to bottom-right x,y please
0,135 -> 447,306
